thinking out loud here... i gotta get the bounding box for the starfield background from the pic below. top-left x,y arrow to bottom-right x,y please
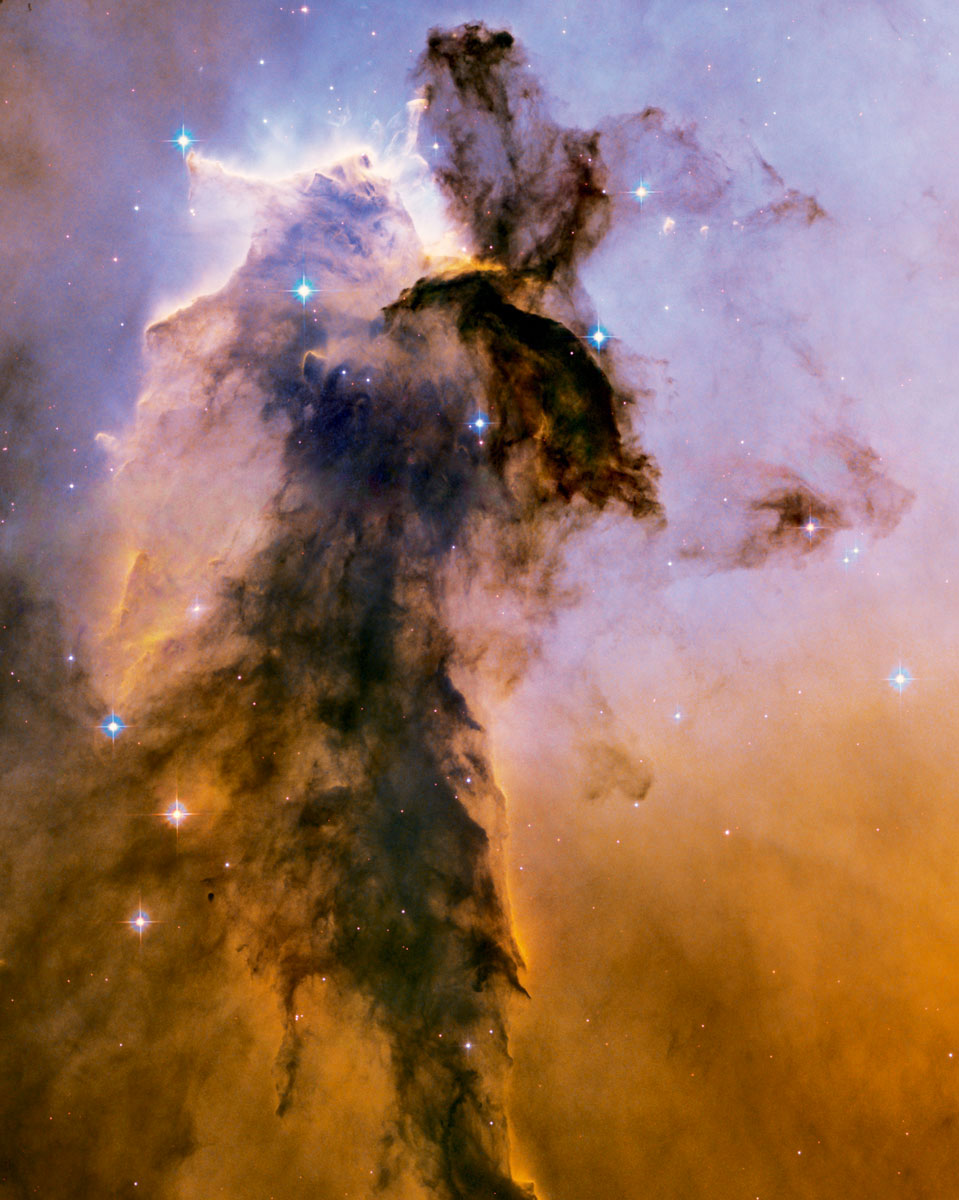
1,3 -> 957,1198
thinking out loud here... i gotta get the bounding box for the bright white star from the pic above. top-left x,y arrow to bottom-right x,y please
630,180 -> 657,206
293,276 -> 314,304
167,801 -> 188,827
171,125 -> 194,156
125,903 -> 152,944
467,413 -> 492,438
588,326 -> 610,349
101,713 -> 125,740
888,665 -> 912,694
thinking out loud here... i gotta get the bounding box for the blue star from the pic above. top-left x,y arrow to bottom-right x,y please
171,125 -> 195,157
888,665 -> 912,694
588,325 -> 611,350
101,713 -> 125,740
292,275 -> 315,304
633,180 -> 652,205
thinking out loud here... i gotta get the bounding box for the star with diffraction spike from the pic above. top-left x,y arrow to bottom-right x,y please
100,712 -> 125,741
632,179 -> 657,205
587,325 -> 612,351
167,125 -> 197,157
803,516 -> 821,540
164,792 -> 190,849
887,663 -> 914,694
166,799 -> 188,828
146,777 -> 196,846
123,895 -> 154,946
467,413 -> 495,443
610,179 -> 658,206
291,275 -> 315,304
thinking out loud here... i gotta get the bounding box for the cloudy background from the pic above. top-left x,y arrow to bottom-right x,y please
2,1 -> 958,1197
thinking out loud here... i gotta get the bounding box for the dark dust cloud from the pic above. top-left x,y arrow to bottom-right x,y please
0,13 -> 932,1200
1,23 -> 663,1200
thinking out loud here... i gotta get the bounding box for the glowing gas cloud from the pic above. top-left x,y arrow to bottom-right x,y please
1,10 -> 954,1200
3,25 -> 666,1198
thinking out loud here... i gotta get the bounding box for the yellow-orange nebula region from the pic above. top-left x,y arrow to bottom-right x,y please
1,14 -> 957,1200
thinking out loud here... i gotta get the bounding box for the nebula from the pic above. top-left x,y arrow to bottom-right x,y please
2,8 -> 954,1200
3,24 -> 664,1198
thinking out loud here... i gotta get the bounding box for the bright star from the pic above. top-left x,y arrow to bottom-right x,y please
803,517 -> 820,539
153,787 -> 197,846
126,905 -> 151,944
172,125 -> 194,156
167,801 -> 188,827
467,413 -> 493,440
588,325 -> 610,350
630,179 -> 657,206
101,713 -> 125,740
888,665 -> 912,694
292,275 -> 314,304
